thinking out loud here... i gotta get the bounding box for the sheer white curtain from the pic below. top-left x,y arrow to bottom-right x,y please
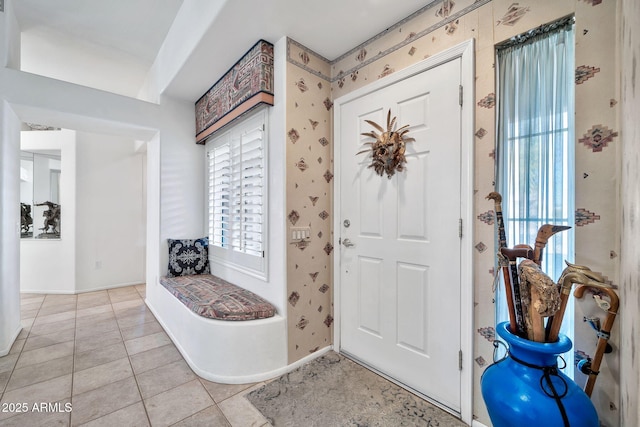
495,20 -> 575,375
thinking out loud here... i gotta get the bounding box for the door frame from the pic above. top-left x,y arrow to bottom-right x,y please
332,39 -> 475,424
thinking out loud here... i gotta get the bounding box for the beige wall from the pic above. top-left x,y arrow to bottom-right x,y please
285,0 -> 624,424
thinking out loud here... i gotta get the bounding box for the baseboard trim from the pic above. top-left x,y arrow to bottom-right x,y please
20,281 -> 145,295
472,419 -> 490,427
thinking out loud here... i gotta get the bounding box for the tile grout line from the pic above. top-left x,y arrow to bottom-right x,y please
68,296 -> 78,427
115,291 -> 154,427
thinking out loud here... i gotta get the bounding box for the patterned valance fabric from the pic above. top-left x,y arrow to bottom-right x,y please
195,40 -> 274,144
160,274 -> 276,321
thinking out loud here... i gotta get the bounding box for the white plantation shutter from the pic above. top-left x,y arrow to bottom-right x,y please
206,109 -> 266,272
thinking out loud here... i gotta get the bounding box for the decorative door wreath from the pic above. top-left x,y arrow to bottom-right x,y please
357,109 -> 414,179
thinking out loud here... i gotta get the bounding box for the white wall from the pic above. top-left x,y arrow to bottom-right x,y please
21,30 -> 150,99
75,131 -> 145,291
0,0 -> 23,357
20,129 -> 76,293
0,100 -> 23,356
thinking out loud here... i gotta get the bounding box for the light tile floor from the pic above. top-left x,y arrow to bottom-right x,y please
0,285 -> 269,427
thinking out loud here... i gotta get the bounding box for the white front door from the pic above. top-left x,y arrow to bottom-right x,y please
338,57 -> 463,413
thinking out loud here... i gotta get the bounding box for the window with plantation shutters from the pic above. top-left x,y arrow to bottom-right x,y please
206,109 -> 266,273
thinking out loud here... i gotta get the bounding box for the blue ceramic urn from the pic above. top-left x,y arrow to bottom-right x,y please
481,322 -> 598,427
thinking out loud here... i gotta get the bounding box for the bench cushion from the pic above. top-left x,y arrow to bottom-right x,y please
160,274 -> 276,321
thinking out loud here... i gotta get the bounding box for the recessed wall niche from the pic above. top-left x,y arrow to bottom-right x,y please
20,148 -> 62,239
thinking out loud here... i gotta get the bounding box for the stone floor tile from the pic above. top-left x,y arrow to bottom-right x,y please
42,294 -> 78,306
120,320 -> 163,342
32,310 -> 76,326
23,328 -> 75,352
116,311 -> 157,330
171,405 -> 230,427
0,354 -> 19,374
15,341 -> 74,369
21,308 -> 40,320
37,303 -> 78,317
20,294 -> 45,304
124,332 -> 171,356
108,289 -> 141,304
73,357 -> 134,396
76,292 -> 111,310
217,383 -> 269,427
74,329 -> 123,354
0,398 -> 71,427
112,299 -> 145,313
200,379 -> 256,404
20,318 -> 35,334
70,376 -> 141,426
29,318 -> 75,336
74,342 -> 128,372
129,343 -> 182,375
8,338 -> 26,355
77,402 -> 149,427
143,379 -> 213,427
75,318 -> 119,340
136,359 -> 196,399
0,370 -> 10,395
6,356 -> 73,392
76,304 -> 113,320
0,374 -> 72,422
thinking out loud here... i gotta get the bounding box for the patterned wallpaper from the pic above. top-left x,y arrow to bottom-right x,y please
285,49 -> 334,363
285,0 -> 623,425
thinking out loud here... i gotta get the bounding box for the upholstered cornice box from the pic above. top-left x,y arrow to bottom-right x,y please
195,39 -> 274,144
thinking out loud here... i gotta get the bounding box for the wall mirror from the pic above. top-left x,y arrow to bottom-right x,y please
20,150 -> 62,239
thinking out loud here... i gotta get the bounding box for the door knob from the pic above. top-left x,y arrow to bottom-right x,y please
342,238 -> 355,247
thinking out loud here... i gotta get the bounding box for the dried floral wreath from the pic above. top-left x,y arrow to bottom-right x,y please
357,110 -> 414,179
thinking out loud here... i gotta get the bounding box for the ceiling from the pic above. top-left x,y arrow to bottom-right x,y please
12,0 -> 437,102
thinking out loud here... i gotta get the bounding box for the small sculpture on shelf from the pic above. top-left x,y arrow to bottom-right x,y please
20,203 -> 33,237
35,201 -> 60,238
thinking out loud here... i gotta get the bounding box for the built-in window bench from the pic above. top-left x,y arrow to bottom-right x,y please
147,274 -> 287,384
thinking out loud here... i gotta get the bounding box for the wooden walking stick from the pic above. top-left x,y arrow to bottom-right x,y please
486,192 -> 518,335
547,265 -> 608,342
546,270 -> 586,342
573,284 -> 619,397
533,224 -> 571,266
501,246 -> 534,337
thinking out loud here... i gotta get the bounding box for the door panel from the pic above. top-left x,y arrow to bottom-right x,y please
339,57 -> 462,412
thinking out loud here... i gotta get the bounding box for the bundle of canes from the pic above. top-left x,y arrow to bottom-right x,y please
546,263 -> 607,343
573,284 -> 619,397
486,192 -> 528,336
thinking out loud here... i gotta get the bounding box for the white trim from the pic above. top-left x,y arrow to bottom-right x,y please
332,39 -> 475,426
19,281 -> 145,295
472,420 -> 490,427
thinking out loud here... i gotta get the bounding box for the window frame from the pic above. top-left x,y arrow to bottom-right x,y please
205,108 -> 268,277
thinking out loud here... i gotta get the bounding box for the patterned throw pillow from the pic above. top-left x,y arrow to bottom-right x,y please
167,237 -> 211,277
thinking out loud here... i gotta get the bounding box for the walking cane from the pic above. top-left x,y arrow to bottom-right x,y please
573,284 -> 619,397
487,192 -> 518,335
501,246 -> 534,338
